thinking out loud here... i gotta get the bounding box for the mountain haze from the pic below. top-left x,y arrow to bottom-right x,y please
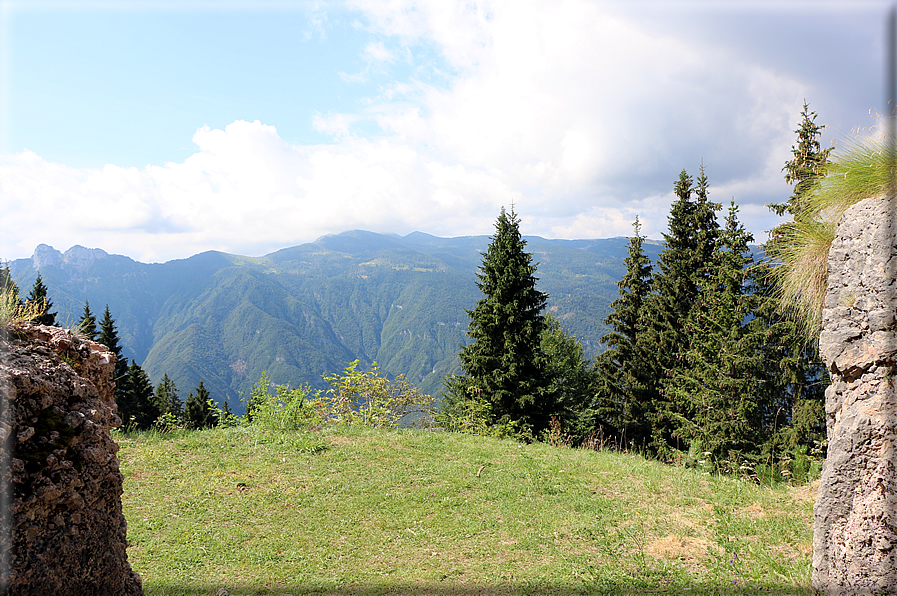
9,231 -> 663,413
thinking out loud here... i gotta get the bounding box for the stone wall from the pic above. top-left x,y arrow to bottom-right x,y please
0,324 -> 143,595
815,194 -> 897,594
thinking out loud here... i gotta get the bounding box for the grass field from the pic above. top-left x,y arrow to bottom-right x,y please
118,424 -> 817,595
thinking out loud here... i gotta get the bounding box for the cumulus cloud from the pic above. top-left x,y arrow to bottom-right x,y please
0,0 -> 846,262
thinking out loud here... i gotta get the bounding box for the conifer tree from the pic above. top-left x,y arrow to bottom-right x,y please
757,102 -> 831,472
1,262 -> 20,304
540,314 -> 597,440
669,203 -> 765,464
98,305 -> 130,404
449,206 -> 550,434
25,273 -> 57,326
118,360 -> 159,430
593,216 -> 653,447
184,381 -> 218,429
770,101 -> 833,219
78,301 -> 98,341
154,374 -> 183,421
640,167 -> 721,456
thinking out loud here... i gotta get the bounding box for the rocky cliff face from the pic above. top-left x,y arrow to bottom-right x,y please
815,194 -> 897,595
0,324 -> 143,595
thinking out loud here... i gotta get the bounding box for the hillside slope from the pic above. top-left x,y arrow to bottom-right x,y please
9,232 -> 664,411
118,425 -> 816,595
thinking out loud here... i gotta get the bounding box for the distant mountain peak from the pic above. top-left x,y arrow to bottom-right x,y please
31,244 -> 64,270
62,245 -> 110,272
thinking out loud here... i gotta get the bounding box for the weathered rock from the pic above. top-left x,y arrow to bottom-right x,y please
814,194 -> 897,595
0,324 -> 143,595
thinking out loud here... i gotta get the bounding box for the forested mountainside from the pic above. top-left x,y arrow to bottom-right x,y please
9,230 -> 662,412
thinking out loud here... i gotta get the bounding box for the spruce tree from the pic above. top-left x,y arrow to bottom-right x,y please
184,381 -> 218,429
25,273 -> 57,326
78,301 -> 98,341
640,167 -> 721,456
1,262 -> 20,304
154,374 -> 183,421
669,203 -> 765,465
98,305 -> 130,405
594,216 -> 654,448
451,206 -> 550,434
540,314 -> 598,440
118,360 -> 159,430
771,101 -> 833,219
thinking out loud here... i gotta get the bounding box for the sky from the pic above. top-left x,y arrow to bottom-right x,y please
0,0 -> 890,263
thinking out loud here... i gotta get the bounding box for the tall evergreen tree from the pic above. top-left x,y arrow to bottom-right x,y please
756,102 -> 831,473
153,374 -> 183,421
25,273 -> 57,326
669,203 -> 765,464
0,262 -> 20,303
640,167 -> 721,456
448,207 -> 551,434
98,305 -> 129,404
594,216 -> 654,448
770,101 -> 833,219
78,301 -> 98,341
184,381 -> 218,429
118,360 -> 159,430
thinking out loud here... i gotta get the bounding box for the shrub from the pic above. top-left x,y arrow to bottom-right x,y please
247,371 -> 321,431
319,360 -> 435,428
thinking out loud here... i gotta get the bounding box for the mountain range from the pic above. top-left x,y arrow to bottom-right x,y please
8,230 -> 663,413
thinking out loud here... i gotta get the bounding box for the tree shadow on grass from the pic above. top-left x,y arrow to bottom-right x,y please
144,580 -> 814,595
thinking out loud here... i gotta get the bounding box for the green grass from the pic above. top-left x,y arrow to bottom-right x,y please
118,425 -> 816,595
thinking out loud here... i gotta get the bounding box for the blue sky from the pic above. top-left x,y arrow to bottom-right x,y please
0,0 -> 889,262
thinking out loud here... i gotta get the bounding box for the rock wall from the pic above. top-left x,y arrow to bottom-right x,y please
815,194 -> 897,594
0,324 -> 143,595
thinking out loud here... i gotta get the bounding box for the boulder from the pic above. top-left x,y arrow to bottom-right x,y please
814,194 -> 897,594
0,324 -> 143,595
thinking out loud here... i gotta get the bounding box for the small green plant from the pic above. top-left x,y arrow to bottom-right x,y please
319,360 -> 435,428
541,416 -> 571,448
0,289 -> 46,328
152,412 -> 183,433
246,371 -> 320,431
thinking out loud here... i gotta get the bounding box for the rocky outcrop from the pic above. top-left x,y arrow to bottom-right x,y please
814,194 -> 897,595
0,324 -> 143,595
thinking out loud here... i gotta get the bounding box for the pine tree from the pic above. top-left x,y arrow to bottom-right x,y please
25,273 -> 57,326
98,305 -> 129,405
540,314 -> 598,441
184,381 -> 218,429
755,102 -> 831,477
78,301 -> 98,341
449,207 -> 550,435
669,202 -> 765,465
118,360 -> 159,430
153,374 -> 183,421
640,167 -> 721,456
770,101 -> 833,219
593,216 -> 654,447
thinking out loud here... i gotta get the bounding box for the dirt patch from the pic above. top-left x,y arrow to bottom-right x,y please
646,534 -> 715,562
792,479 -> 820,505
740,502 -> 766,519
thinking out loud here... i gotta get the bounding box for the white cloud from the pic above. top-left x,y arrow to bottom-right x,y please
1,0 -> 837,262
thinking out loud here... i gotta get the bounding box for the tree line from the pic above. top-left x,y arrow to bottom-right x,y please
0,271 -> 228,431
3,103 -> 831,481
442,103 -> 829,481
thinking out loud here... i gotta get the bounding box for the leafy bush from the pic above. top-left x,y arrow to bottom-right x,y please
437,374 -> 533,440
319,360 -> 435,428
247,371 -> 321,431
